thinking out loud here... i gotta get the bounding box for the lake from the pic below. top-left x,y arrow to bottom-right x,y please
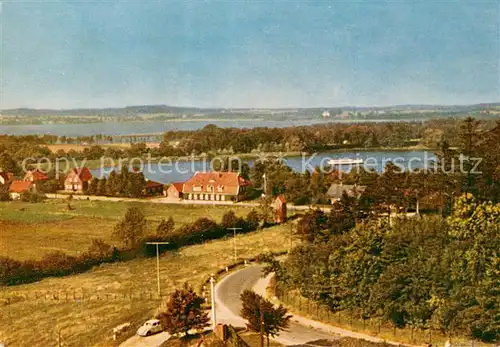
0,118 -> 426,137
91,150 -> 437,184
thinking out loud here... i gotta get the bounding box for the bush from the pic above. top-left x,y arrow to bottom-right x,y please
1,206 -> 272,286
20,191 -> 45,203
246,210 -> 261,230
0,185 -> 11,201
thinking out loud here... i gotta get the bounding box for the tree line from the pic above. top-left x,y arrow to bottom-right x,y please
1,119 -> 497,170
0,207 -> 267,286
86,167 -> 147,198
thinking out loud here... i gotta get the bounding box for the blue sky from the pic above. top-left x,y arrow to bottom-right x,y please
1,1 -> 499,109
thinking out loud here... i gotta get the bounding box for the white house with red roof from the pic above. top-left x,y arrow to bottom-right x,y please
165,182 -> 184,199
64,167 -> 93,193
182,172 -> 250,202
9,180 -> 35,200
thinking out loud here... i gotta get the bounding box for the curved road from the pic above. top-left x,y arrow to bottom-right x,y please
215,265 -> 340,346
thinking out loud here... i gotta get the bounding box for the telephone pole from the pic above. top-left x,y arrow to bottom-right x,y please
227,227 -> 242,261
145,241 -> 170,297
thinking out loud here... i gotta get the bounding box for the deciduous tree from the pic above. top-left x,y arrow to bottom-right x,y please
156,283 -> 209,337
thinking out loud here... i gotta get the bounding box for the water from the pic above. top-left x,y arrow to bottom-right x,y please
0,118 -> 424,137
91,150 -> 437,184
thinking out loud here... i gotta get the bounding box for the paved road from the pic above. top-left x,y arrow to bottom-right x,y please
215,265 -> 341,346
119,331 -> 170,347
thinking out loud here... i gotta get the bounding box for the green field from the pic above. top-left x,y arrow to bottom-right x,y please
0,203 -> 292,346
0,199 -> 253,260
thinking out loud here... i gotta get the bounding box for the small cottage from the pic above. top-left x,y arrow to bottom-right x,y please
166,182 -> 184,199
23,169 -> 49,182
274,195 -> 287,223
144,180 -> 164,196
9,180 -> 35,200
64,167 -> 93,193
326,183 -> 366,204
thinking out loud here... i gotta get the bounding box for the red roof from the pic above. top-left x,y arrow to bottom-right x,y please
9,180 -> 33,193
145,180 -> 164,188
183,172 -> 249,195
170,182 -> 184,192
66,167 -> 93,182
25,169 -> 49,181
0,172 -> 13,182
276,195 -> 286,203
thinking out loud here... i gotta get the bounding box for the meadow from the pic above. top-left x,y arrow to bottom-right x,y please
0,206 -> 291,346
0,199 -> 253,260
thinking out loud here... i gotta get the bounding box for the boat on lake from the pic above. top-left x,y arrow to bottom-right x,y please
327,158 -> 364,165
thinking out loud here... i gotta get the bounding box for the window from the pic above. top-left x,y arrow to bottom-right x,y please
193,185 -> 202,192
217,185 -> 224,192
207,185 -> 214,192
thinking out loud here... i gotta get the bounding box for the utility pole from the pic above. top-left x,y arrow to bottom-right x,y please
262,173 -> 267,197
227,228 -> 242,261
259,303 -> 265,347
210,274 -> 217,330
57,326 -> 65,347
145,242 -> 170,297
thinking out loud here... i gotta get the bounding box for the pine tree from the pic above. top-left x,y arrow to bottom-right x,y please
106,170 -> 118,196
87,178 -> 98,195
96,178 -> 107,196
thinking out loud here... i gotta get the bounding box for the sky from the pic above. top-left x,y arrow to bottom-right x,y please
1,1 -> 499,109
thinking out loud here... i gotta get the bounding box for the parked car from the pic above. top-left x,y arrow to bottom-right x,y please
136,319 -> 163,336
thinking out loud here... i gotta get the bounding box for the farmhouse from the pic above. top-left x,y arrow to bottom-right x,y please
182,172 -> 250,201
24,169 -> 49,182
326,183 -> 366,204
9,180 -> 35,200
143,180 -> 164,196
64,167 -> 93,193
165,182 -> 184,199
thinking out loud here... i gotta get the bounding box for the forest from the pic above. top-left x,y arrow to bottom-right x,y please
266,195 -> 499,342
1,119 -> 498,164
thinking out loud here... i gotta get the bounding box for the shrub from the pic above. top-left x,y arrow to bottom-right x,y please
246,210 -> 261,230
20,191 -> 46,203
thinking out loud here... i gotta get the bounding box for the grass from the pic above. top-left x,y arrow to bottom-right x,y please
0,222 -> 291,347
239,331 -> 284,347
0,199 -> 255,260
